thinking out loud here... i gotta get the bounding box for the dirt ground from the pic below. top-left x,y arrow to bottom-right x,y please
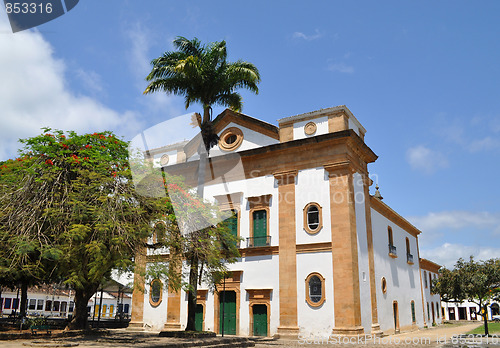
0,321 -> 494,348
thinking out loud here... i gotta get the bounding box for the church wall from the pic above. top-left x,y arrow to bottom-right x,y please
292,116 -> 329,141
371,208 -> 425,333
295,167 -> 331,245
296,251 -> 334,337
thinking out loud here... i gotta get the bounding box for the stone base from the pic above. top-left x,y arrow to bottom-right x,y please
275,326 -> 300,340
331,326 -> 364,336
370,324 -> 383,337
127,321 -> 144,330
163,323 -> 182,331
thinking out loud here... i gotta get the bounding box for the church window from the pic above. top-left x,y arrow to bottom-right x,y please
388,226 -> 397,257
303,202 -> 322,234
305,273 -> 325,307
381,277 -> 387,294
218,127 -> 244,152
149,279 -> 163,307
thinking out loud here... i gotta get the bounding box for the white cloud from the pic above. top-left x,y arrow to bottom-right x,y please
420,243 -> 500,269
468,136 -> 500,152
0,13 -> 144,160
406,145 -> 448,174
292,29 -> 323,41
75,69 -> 104,95
327,62 -> 354,74
408,211 -> 500,235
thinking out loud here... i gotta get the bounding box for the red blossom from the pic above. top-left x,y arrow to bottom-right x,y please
45,159 -> 54,165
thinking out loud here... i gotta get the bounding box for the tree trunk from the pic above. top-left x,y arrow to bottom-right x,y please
185,254 -> 199,331
66,286 -> 97,330
483,304 -> 489,336
19,281 -> 28,318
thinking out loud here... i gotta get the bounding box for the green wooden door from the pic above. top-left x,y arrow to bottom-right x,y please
219,291 -> 236,335
195,304 -> 204,331
226,211 -> 238,246
252,304 -> 267,336
253,210 -> 267,246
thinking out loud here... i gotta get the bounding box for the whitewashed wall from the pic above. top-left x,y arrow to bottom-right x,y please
371,208 -> 425,333
295,167 -> 331,245
296,251 -> 334,338
292,116 -> 329,141
421,269 -> 443,325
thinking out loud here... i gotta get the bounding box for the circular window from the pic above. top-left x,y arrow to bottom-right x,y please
304,122 -> 317,135
381,277 -> 387,294
160,154 -> 170,166
305,273 -> 325,307
303,203 -> 323,234
149,279 -> 163,307
218,127 -> 244,152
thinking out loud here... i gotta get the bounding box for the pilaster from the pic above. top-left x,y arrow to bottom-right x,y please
362,175 -> 382,335
324,162 -> 364,336
274,170 -> 300,339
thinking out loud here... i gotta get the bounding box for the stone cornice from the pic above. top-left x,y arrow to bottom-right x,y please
419,258 -> 441,272
370,196 -> 422,238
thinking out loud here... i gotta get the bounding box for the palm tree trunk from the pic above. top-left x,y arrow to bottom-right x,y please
185,253 -> 199,331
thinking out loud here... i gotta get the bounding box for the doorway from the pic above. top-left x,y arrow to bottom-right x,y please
393,301 -> 400,334
195,304 -> 204,331
252,304 -> 267,336
219,291 -> 236,335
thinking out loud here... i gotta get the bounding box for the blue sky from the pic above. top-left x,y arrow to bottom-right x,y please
1,1 -> 499,267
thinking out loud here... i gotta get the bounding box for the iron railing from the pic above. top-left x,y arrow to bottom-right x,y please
246,235 -> 271,248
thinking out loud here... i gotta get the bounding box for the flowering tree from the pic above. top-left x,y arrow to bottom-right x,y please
144,174 -> 241,331
0,129 -> 172,329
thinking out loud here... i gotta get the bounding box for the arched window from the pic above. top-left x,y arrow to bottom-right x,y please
305,273 -> 325,307
149,279 -> 163,307
388,227 -> 397,257
381,277 -> 387,294
303,203 -> 322,234
406,238 -> 413,264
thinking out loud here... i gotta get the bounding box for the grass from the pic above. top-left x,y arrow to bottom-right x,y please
467,322 -> 500,335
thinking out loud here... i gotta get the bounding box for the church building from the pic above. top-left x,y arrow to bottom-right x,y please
130,105 -> 441,337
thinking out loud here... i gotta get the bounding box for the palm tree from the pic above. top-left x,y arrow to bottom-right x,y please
144,36 -> 260,152
144,37 -> 260,332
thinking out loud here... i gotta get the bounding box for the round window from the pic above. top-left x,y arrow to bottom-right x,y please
305,273 -> 325,307
218,127 -> 243,151
225,134 -> 237,144
303,203 -> 322,234
149,279 -> 162,307
160,154 -> 170,166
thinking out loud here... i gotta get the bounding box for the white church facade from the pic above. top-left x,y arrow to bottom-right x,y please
130,105 -> 441,337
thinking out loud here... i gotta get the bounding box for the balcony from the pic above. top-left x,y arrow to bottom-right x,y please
388,244 -> 397,258
246,235 -> 271,248
407,253 -> 414,264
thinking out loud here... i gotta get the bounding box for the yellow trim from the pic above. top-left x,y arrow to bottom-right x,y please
303,202 -> 323,235
149,279 -> 163,308
305,272 -> 326,307
218,127 -> 244,152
